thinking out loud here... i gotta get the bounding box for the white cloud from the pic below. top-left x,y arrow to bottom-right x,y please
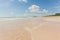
42,9 -> 48,13
18,0 -> 27,3
28,5 -> 40,13
28,5 -> 49,14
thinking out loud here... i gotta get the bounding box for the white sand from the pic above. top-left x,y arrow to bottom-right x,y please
0,17 -> 60,40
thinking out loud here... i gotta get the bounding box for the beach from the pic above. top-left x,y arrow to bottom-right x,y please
0,16 -> 60,40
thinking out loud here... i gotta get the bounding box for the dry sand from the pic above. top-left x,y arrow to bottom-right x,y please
0,17 -> 60,40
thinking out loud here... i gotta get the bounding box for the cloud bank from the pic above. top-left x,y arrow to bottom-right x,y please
28,5 -> 48,14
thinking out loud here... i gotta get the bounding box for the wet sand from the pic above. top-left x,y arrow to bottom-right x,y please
0,17 -> 60,40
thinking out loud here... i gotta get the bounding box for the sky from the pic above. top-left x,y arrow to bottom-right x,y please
0,0 -> 60,17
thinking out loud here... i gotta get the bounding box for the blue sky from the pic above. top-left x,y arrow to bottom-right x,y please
0,0 -> 60,17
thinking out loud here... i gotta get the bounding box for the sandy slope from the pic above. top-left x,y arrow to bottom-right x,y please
0,17 -> 60,40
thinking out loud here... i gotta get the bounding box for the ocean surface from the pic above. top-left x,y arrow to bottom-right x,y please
0,17 -> 42,21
